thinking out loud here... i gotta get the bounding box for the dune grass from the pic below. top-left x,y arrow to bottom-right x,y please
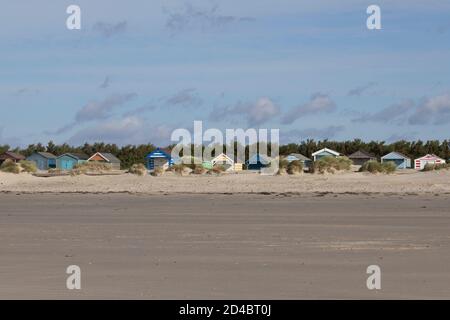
422,162 -> 450,171
313,156 -> 352,174
129,163 -> 147,176
287,160 -> 303,175
359,160 -> 397,174
19,160 -> 37,173
0,159 -> 21,174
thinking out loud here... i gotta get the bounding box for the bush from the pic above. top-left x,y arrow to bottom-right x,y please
279,158 -> 289,170
313,156 -> 352,174
287,160 -> 303,175
435,163 -> 450,170
360,160 -> 382,173
19,160 -> 37,173
129,163 -> 147,176
0,159 -> 20,174
170,164 -> 185,174
422,163 -> 435,172
422,162 -> 449,171
151,166 -> 165,176
193,165 -> 207,175
207,166 -> 225,175
360,160 -> 396,174
381,161 -> 397,174
70,162 -> 112,175
76,162 -> 111,171
212,164 -> 226,172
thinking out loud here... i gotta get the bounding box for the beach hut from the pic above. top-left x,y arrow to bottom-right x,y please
381,151 -> 411,169
286,153 -> 312,168
56,153 -> 89,170
348,150 -> 377,166
246,154 -> 272,170
0,151 -> 25,165
87,152 -> 121,170
414,154 -> 445,170
145,148 -> 174,170
311,148 -> 340,161
211,153 -> 235,171
26,152 -> 57,170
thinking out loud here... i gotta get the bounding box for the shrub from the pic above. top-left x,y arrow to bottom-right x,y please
422,163 -> 435,172
435,163 -> 450,170
208,165 -> 225,175
70,162 -> 112,175
170,164 -> 185,174
0,159 -> 20,174
193,165 -> 207,175
129,163 -> 147,176
359,160 -> 382,173
287,160 -> 303,175
151,166 -> 165,176
313,156 -> 352,174
19,160 -> 37,173
212,164 -> 226,172
381,161 -> 397,174
360,160 -> 396,174
421,162 -> 449,171
279,158 -> 289,170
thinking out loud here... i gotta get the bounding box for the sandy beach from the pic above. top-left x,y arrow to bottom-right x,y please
0,192 -> 449,299
1,169 -> 450,195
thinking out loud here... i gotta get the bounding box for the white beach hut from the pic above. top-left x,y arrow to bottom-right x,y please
414,154 -> 445,170
211,153 -> 235,171
311,148 -> 340,161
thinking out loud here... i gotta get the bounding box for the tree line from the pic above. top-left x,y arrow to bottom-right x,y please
1,139 -> 449,169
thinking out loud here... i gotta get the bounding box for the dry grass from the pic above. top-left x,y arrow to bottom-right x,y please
287,160 -> 303,175
0,159 -> 20,174
70,162 -> 112,176
422,162 -> 450,172
151,167 -> 165,176
314,156 -> 352,174
19,160 -> 37,173
193,165 -> 207,175
129,163 -> 147,176
359,160 -> 397,174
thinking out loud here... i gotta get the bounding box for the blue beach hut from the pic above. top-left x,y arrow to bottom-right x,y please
381,151 -> 411,169
145,148 -> 174,170
56,153 -> 89,170
26,152 -> 57,170
246,153 -> 272,170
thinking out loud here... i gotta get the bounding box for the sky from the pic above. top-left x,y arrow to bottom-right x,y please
1,0 -> 450,147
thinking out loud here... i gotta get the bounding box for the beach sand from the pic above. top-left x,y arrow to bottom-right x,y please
1,169 -> 450,195
0,192 -> 449,299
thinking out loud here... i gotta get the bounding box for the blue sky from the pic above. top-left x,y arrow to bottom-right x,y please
1,0 -> 450,147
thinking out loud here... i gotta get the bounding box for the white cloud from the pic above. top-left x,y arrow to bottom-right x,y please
75,93 -> 137,122
210,97 -> 280,126
281,93 -> 336,124
409,93 -> 450,125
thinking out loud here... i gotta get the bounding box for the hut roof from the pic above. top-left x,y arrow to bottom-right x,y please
287,153 -> 311,161
88,152 -> 120,163
415,154 -> 445,161
36,152 -> 57,159
212,153 -> 234,165
146,148 -> 172,159
59,153 -> 89,160
381,151 -> 410,160
311,148 -> 340,157
348,150 -> 376,159
0,151 -> 26,161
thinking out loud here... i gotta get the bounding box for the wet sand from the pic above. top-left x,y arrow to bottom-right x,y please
0,193 -> 449,299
